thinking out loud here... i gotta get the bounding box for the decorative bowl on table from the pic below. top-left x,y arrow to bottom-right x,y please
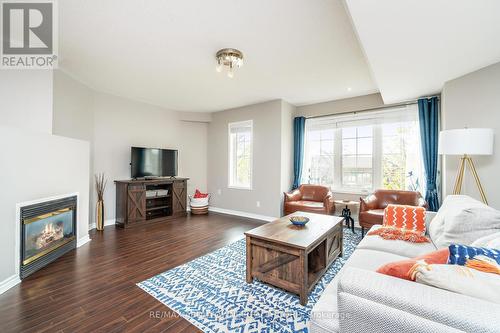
289,216 -> 310,226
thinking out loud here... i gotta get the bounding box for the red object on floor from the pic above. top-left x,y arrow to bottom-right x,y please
194,189 -> 209,198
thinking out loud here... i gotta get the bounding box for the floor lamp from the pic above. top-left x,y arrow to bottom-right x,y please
438,128 -> 494,205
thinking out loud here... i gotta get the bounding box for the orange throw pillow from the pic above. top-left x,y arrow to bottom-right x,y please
383,204 -> 427,235
376,248 -> 449,281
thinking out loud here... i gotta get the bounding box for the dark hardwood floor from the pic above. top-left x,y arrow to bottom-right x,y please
0,213 -> 264,333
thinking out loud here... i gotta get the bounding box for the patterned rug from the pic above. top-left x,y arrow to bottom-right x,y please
138,227 -> 362,332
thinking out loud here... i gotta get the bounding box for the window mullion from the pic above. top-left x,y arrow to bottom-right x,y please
373,125 -> 382,190
333,128 -> 342,189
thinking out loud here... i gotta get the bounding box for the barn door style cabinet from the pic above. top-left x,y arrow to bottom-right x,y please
114,178 -> 188,228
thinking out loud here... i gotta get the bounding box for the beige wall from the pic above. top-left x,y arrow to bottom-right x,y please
53,71 -> 94,142
0,70 -> 53,134
208,100 -> 291,218
52,71 -> 208,226
0,70 -> 90,286
281,100 -> 295,194
92,92 -> 208,223
441,62 -> 500,209
295,93 -> 384,118
0,127 -> 90,283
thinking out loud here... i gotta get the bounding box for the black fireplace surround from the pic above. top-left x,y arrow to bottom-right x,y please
20,196 -> 77,279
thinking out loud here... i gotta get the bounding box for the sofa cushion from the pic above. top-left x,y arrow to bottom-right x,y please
429,195 -> 500,248
472,231 -> 500,249
357,225 -> 437,258
310,249 -> 407,333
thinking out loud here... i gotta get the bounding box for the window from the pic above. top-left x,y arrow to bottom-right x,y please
303,128 -> 335,185
381,121 -> 423,192
228,120 -> 253,189
342,126 -> 373,190
302,105 -> 424,194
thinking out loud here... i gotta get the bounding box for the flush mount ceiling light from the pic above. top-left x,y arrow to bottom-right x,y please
215,48 -> 244,78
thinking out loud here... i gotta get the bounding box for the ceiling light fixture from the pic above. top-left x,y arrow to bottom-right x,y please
215,48 -> 244,78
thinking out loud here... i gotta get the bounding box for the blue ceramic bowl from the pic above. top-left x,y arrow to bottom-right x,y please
289,216 -> 309,226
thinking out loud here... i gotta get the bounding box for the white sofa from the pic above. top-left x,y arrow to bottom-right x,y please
310,197 -> 500,333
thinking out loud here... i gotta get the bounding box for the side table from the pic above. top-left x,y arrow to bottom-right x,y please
334,200 -> 359,233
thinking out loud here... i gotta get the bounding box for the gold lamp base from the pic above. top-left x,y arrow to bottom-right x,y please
452,154 -> 488,205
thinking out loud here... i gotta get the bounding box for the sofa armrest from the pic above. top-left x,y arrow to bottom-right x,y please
284,189 -> 301,202
359,194 -> 378,212
425,211 -> 437,232
324,192 -> 335,215
337,267 -> 500,333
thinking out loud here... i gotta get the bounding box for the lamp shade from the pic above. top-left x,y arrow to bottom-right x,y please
438,128 -> 494,155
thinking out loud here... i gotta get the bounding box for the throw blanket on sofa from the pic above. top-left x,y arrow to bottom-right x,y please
368,204 -> 430,243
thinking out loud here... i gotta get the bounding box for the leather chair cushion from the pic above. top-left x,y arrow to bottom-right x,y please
359,209 -> 385,226
286,200 -> 324,209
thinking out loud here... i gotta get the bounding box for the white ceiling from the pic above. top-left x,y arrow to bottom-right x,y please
59,0 -> 377,112
345,0 -> 500,104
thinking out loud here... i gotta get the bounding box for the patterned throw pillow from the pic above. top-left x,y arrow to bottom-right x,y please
376,248 -> 449,281
448,244 -> 500,265
384,204 -> 427,235
368,204 -> 429,242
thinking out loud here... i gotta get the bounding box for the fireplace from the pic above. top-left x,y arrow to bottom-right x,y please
20,196 -> 77,279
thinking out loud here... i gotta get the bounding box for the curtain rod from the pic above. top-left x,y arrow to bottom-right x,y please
305,96 -> 440,120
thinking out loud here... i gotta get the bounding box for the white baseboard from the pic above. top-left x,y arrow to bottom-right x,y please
88,219 -> 115,231
208,206 -> 275,222
77,234 -> 91,247
0,274 -> 21,295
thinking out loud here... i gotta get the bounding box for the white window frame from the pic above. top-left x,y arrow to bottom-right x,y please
228,120 -> 253,190
302,105 -> 422,195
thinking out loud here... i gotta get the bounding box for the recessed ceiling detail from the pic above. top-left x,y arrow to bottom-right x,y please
345,0 -> 500,104
58,0 -> 377,112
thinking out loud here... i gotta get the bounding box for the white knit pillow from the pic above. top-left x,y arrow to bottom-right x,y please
429,195 -> 500,248
414,264 -> 500,304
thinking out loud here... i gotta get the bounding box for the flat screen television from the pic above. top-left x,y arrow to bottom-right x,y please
131,147 -> 178,178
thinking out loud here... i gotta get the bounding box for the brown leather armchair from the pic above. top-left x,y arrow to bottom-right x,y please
359,189 -> 428,236
283,184 -> 335,216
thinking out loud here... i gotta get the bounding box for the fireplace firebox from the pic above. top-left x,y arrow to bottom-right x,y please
20,196 -> 77,279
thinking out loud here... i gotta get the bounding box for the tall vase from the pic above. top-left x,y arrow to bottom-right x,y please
96,200 -> 104,231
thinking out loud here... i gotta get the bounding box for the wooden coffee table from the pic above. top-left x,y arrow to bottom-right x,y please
245,211 -> 343,305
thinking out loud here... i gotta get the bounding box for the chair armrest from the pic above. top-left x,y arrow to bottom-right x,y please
324,192 -> 335,215
359,194 -> 378,212
284,189 -> 301,202
337,267 -> 500,333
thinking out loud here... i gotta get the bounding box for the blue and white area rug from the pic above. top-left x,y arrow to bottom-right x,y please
138,228 -> 362,332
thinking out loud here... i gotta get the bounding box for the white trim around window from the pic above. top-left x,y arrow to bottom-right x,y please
228,120 -> 253,190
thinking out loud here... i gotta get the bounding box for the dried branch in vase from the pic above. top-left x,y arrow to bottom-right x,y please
95,173 -> 107,201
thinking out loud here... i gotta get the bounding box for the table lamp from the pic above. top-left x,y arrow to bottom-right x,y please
438,128 -> 494,205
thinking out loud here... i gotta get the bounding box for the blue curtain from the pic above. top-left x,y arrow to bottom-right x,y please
292,117 -> 306,189
418,97 -> 440,211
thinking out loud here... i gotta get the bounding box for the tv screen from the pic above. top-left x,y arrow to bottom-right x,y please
131,147 -> 178,178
